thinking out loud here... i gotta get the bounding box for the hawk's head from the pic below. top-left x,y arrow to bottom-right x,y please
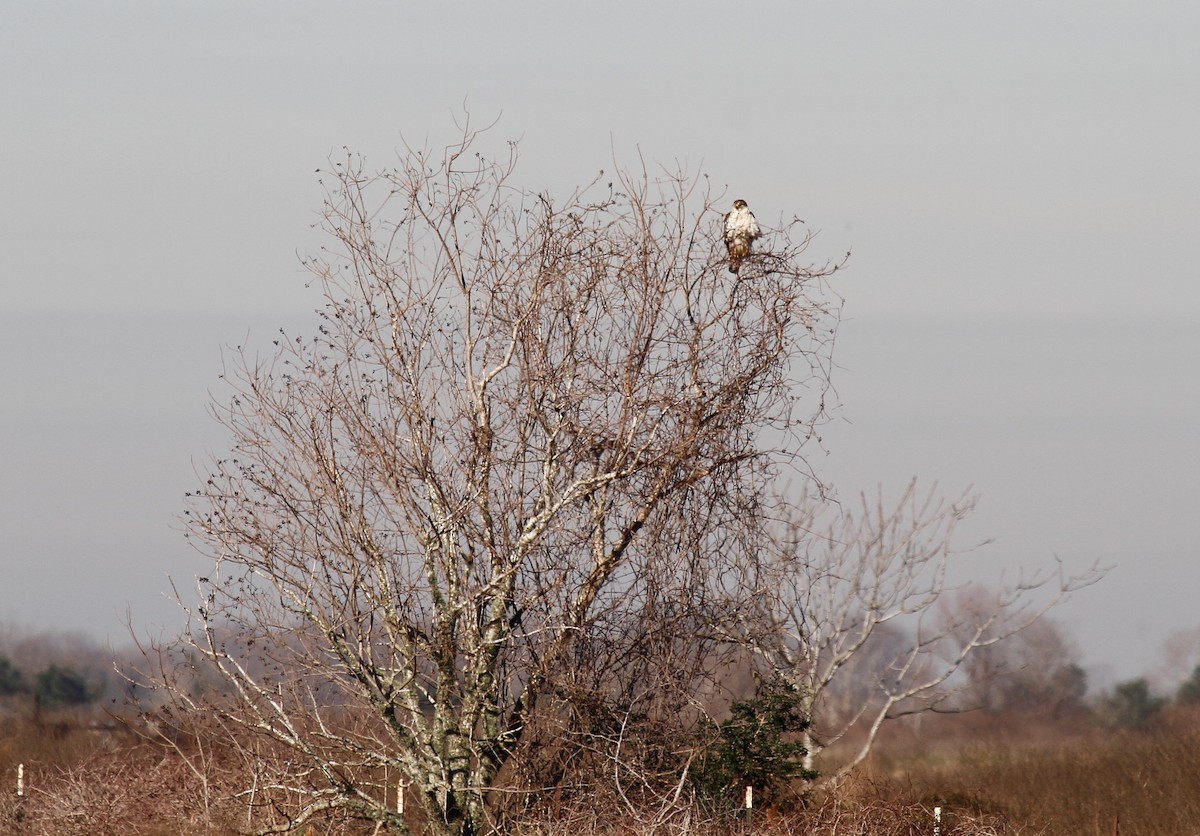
732,199 -> 748,210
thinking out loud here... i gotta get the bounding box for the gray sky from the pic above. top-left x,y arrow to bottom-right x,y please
2,2 -> 1197,683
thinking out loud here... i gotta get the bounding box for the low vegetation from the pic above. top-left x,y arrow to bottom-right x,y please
863,707 -> 1200,836
3,672 -> 1199,835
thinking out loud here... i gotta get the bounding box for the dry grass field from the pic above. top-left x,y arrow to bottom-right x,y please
3,699 -> 1199,834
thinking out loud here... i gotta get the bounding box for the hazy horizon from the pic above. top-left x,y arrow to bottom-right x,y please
2,309 -> 1196,690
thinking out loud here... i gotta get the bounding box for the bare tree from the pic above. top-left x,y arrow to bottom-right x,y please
960,612 -> 1088,719
718,480 -> 1103,784
165,122 -> 844,834
1156,626 -> 1200,696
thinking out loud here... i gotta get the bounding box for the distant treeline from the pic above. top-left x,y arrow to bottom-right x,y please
0,627 -> 133,711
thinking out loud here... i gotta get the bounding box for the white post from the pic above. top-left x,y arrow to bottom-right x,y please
933,805 -> 942,836
17,763 -> 24,797
397,781 -> 405,815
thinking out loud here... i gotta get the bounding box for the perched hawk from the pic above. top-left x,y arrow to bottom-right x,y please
723,198 -> 762,274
